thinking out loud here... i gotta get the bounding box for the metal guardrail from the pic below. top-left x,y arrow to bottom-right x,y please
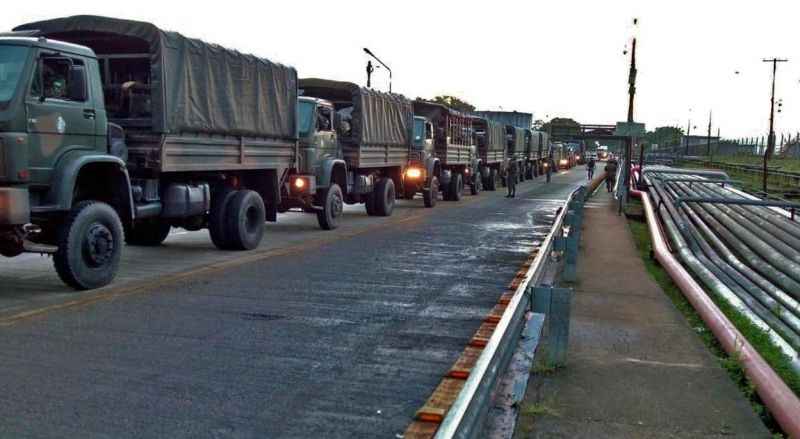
434,185 -> 586,439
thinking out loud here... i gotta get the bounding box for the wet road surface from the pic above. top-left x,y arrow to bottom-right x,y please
0,169 -> 585,438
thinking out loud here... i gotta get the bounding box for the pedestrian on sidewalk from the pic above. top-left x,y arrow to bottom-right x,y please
605,159 -> 618,192
506,160 -> 518,198
587,157 -> 596,180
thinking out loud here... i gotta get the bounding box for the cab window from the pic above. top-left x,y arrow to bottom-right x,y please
30,57 -> 87,102
317,106 -> 332,132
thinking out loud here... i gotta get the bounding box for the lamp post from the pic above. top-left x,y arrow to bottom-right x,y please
363,47 -> 392,93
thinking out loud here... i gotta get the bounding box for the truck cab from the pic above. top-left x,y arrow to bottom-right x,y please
285,96 -> 348,228
0,35 -> 133,289
403,115 -> 439,207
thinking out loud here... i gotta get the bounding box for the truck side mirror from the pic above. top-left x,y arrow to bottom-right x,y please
67,66 -> 88,102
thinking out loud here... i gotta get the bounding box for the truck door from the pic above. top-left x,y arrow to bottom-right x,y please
316,105 -> 336,157
26,54 -> 96,184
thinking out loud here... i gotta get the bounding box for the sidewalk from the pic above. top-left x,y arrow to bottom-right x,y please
517,191 -> 770,438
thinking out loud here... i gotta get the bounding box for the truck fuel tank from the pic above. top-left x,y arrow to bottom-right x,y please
161,183 -> 210,218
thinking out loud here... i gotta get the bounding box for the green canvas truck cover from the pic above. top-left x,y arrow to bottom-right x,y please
472,116 -> 504,152
299,78 -> 412,148
15,15 -> 297,139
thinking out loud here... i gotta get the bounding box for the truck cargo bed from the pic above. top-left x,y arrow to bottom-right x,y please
343,144 -> 409,169
437,144 -> 474,166
127,133 -> 295,173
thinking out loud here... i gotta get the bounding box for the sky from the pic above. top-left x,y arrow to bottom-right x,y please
4,0 -> 800,139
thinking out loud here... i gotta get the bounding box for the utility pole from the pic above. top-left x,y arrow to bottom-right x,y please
706,110 -> 712,163
624,18 -> 638,206
762,57 -> 788,193
685,118 -> 692,156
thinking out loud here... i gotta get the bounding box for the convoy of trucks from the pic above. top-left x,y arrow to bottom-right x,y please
0,15 -> 553,290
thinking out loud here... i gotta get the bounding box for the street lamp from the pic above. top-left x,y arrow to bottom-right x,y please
363,47 -> 392,93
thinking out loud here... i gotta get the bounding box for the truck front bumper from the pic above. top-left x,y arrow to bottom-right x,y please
0,187 -> 30,225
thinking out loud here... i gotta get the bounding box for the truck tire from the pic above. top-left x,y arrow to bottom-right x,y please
209,187 -> 237,250
374,178 -> 395,216
125,220 -> 171,246
224,190 -> 265,250
364,191 -> 377,216
423,177 -> 438,208
54,200 -> 123,290
470,173 -> 482,196
317,183 -> 344,230
448,173 -> 463,202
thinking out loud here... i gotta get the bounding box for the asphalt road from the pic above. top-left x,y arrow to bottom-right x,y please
0,169 -> 586,438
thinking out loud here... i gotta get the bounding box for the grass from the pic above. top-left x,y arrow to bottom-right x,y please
520,401 -> 560,418
681,157 -> 800,194
627,207 -> 800,436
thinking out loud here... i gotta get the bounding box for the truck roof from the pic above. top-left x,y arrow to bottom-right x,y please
13,15 -> 298,138
0,34 -> 96,58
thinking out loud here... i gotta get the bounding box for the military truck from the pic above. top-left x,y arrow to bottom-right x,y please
534,130 -> 550,175
1,16 -> 298,289
290,79 -> 412,221
403,116 -> 440,207
471,116 -> 505,191
412,100 -> 478,200
506,125 -> 527,184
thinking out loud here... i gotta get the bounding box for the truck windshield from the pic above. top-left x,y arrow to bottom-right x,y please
298,100 -> 315,137
412,118 -> 425,149
0,46 -> 28,109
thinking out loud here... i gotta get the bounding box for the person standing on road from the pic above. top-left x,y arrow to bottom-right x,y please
545,155 -> 553,183
604,159 -> 618,192
587,157 -> 596,180
506,160 -> 518,198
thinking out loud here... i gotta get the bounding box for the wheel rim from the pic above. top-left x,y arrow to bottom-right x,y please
83,223 -> 114,267
331,191 -> 343,218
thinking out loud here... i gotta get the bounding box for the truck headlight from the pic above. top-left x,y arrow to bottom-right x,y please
289,175 -> 315,194
406,167 -> 422,179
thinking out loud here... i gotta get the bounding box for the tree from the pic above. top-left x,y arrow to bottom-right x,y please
540,117 -> 580,133
429,95 -> 476,113
644,126 -> 684,149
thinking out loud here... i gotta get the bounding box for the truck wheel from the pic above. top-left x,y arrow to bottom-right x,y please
125,220 -> 171,246
317,183 -> 343,230
374,178 -> 395,216
364,191 -> 377,216
224,190 -> 265,250
448,173 -> 463,202
54,201 -> 123,290
470,173 -> 482,196
423,177 -> 439,208
209,187 -> 237,250
487,169 -> 497,191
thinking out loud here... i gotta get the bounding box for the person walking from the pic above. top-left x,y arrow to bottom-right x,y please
587,157 -> 596,180
506,160 -> 518,198
604,159 -> 618,192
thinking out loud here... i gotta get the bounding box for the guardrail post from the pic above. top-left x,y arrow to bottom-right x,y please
532,286 -> 573,367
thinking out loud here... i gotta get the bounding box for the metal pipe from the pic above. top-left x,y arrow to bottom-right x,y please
651,180 -> 800,350
634,188 -> 800,437
668,182 -> 800,335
